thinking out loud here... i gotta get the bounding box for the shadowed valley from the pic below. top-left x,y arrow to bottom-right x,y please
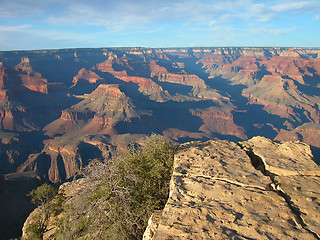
0,47 -> 320,238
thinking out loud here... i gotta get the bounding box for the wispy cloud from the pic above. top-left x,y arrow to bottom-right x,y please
0,0 -> 319,50
0,24 -> 92,50
0,24 -> 32,32
2,0 -> 320,28
270,1 -> 318,13
0,24 -> 90,41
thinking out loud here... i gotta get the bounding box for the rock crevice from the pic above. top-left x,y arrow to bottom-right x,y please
196,175 -> 266,191
239,143 -> 320,239
145,137 -> 320,240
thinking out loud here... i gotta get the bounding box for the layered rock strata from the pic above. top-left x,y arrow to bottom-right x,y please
72,68 -> 102,85
15,57 -> 48,94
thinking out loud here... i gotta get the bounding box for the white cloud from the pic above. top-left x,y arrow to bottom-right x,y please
0,0 -> 319,49
1,0 -> 320,30
0,24 -> 32,32
0,24 -> 93,50
271,1 -> 310,12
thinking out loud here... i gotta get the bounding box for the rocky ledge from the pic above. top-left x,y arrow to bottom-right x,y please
21,136 -> 320,239
144,136 -> 320,240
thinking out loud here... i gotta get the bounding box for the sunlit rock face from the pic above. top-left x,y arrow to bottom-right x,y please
145,136 -> 320,240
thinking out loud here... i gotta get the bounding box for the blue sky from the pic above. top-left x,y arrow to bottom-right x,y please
0,0 -> 319,50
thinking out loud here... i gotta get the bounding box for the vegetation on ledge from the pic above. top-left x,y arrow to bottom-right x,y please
25,134 -> 176,240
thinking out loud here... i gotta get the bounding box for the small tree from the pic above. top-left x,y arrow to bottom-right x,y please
26,183 -> 59,239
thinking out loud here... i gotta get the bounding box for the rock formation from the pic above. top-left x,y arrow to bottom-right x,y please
17,135 -> 113,183
242,75 -> 320,123
0,47 -> 319,186
275,123 -> 320,148
199,48 -> 320,130
19,84 -> 151,182
0,89 -> 31,131
0,46 -> 319,239
117,75 -> 169,102
21,136 -> 320,239
144,137 -> 320,239
190,107 -> 246,139
72,68 -> 102,85
15,57 -> 48,94
96,56 -> 170,102
45,84 -> 144,136
0,62 -> 4,88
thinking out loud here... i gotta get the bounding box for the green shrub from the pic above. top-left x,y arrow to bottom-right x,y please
25,223 -> 43,240
118,134 -> 176,228
88,134 -> 176,239
28,183 -> 58,206
25,183 -> 64,240
57,134 -> 176,239
46,134 -> 176,239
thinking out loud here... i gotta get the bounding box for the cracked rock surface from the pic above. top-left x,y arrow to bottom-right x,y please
241,136 -> 320,239
145,137 -> 320,240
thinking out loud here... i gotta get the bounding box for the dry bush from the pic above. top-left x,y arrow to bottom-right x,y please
54,134 -> 176,239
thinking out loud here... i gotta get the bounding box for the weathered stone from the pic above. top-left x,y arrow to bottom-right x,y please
148,138 -> 319,239
240,136 -> 320,238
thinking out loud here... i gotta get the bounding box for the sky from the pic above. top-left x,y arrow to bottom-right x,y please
0,0 -> 319,51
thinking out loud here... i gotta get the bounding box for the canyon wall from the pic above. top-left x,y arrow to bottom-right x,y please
0,47 -> 319,183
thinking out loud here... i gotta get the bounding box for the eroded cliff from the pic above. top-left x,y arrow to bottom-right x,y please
1,47 -> 320,183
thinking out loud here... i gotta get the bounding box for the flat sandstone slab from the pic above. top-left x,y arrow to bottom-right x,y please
241,137 -> 320,238
145,137 -> 320,240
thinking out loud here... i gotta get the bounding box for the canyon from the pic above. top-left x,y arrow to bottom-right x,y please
0,47 -> 320,238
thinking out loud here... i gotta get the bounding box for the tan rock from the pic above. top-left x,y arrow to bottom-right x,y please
240,136 -> 320,238
240,136 -> 318,176
148,138 -> 319,239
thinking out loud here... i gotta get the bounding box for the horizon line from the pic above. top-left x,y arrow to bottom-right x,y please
1,46 -> 320,53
